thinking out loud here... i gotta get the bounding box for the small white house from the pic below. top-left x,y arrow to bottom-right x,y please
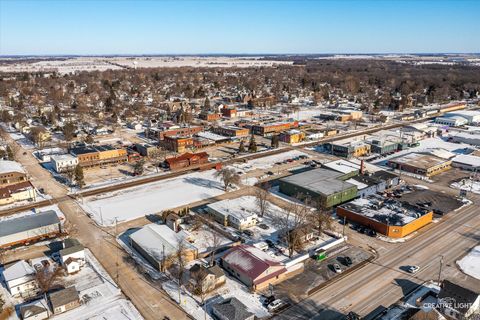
59,238 -> 85,274
3,260 -> 38,298
51,154 -> 79,173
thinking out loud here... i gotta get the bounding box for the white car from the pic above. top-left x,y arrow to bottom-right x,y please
407,265 -> 420,274
333,263 -> 343,274
267,299 -> 285,312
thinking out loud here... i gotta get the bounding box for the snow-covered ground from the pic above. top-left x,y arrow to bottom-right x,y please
230,150 -> 308,173
457,245 -> 480,280
80,170 -> 225,226
451,179 -> 480,194
7,132 -> 35,149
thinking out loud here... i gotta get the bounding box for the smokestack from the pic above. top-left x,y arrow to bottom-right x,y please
360,160 -> 365,175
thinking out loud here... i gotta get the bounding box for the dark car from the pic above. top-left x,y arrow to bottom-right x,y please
344,256 -> 353,266
266,171 -> 274,176
243,229 -> 254,237
258,223 -> 270,230
367,229 -> 377,237
357,226 -> 366,234
265,239 -> 275,247
263,295 -> 276,306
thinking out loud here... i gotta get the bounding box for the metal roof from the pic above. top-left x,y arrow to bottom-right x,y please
0,210 -> 60,237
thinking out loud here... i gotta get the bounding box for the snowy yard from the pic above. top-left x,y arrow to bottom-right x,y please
451,179 -> 480,194
230,150 -> 309,172
457,245 -> 480,280
80,170 -> 226,227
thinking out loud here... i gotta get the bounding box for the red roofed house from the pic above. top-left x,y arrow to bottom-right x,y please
221,245 -> 287,291
164,152 -> 209,170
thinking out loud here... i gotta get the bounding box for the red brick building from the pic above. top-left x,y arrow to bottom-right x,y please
158,126 -> 203,140
162,136 -> 194,153
165,152 -> 209,170
251,121 -> 299,136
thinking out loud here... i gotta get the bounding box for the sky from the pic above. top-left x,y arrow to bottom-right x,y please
0,0 -> 479,55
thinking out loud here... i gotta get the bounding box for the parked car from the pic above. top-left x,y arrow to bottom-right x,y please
268,299 -> 286,312
407,265 -> 420,274
344,256 -> 353,266
366,229 -> 377,237
266,171 -> 274,176
258,223 -> 270,230
265,239 -> 275,247
263,295 -> 276,306
243,229 -> 254,237
332,263 -> 342,274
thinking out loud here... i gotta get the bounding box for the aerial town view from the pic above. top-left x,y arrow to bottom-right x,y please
0,1 -> 479,320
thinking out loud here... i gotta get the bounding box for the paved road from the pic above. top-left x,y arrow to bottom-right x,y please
275,196 -> 480,320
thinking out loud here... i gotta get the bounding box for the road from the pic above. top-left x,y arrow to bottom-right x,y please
275,195 -> 480,319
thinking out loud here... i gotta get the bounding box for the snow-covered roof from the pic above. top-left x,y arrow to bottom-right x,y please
0,160 -> 25,175
422,148 -> 456,160
197,131 -> 230,141
3,260 -> 35,282
129,224 -> 195,261
345,178 -> 369,190
206,196 -> 259,221
51,154 -> 77,162
453,154 -> 480,168
322,159 -> 359,174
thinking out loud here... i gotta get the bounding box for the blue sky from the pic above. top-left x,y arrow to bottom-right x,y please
0,0 -> 479,55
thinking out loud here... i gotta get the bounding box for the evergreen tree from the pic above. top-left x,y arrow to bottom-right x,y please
248,134 -> 257,153
74,165 -> 85,188
238,140 -> 246,153
133,159 -> 145,176
271,135 -> 280,149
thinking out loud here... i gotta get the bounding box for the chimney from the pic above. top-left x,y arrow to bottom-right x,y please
360,160 -> 365,175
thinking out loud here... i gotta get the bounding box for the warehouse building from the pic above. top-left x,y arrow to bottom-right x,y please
0,210 -> 62,248
324,138 -> 371,158
337,196 -> 433,238
0,160 -> 28,188
279,168 -> 357,208
387,152 -> 452,177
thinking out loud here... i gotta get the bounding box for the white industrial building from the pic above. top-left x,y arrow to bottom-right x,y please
435,115 -> 469,126
51,154 -> 79,173
444,110 -> 480,124
0,210 -> 61,248
452,154 -> 480,171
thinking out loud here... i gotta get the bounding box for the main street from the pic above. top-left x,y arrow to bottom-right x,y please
276,195 -> 480,319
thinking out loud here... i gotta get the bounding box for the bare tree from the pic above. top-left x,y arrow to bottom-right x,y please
274,200 -> 311,257
35,264 -> 64,300
206,224 -> 222,266
168,239 -> 188,303
214,168 -> 241,191
309,208 -> 334,234
190,266 -> 209,320
255,184 -> 270,217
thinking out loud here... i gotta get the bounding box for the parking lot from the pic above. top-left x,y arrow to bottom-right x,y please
270,245 -> 373,303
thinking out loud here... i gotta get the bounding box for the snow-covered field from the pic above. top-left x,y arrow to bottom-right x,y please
457,245 -> 480,280
80,170 -> 225,226
230,150 -> 308,173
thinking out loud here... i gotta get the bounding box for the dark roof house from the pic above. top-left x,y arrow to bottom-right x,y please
211,297 -> 255,320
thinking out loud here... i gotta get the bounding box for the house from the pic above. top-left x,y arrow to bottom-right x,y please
189,263 -> 226,293
50,154 -> 79,173
19,299 -> 50,320
59,238 -> 85,274
211,297 -> 255,320
0,160 -> 28,188
438,280 -> 480,320
0,181 -> 37,206
49,286 -> 80,314
221,245 -> 287,291
3,260 -> 38,298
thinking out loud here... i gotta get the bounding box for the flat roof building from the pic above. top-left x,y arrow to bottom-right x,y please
387,152 -> 452,177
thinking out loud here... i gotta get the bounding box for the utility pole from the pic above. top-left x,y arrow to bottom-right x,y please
115,217 -> 119,285
342,215 -> 347,238
437,255 -> 444,285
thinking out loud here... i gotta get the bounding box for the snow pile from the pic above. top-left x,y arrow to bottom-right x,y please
80,170 -> 225,226
457,245 -> 480,280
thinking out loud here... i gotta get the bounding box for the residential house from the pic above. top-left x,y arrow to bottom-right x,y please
49,286 -> 80,315
19,299 -> 50,320
438,280 -> 480,320
3,260 -> 38,298
211,297 -> 255,320
189,264 -> 226,293
205,196 -> 259,230
0,181 -> 36,206
59,238 -> 85,274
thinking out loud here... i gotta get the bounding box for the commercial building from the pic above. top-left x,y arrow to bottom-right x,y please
199,111 -> 221,121
387,152 -> 452,177
162,135 -> 194,153
0,210 -> 62,248
251,120 -> 299,136
452,154 -> 480,171
279,168 -> 358,208
279,130 -> 306,144
212,126 -> 249,137
435,115 -> 469,127
325,138 -> 371,158
206,196 -> 259,230
367,137 -> 408,155
70,145 -> 127,168
0,160 -> 28,188
442,110 -> 480,124
129,223 -> 198,271
158,125 -> 203,140
135,143 -> 159,157
221,245 -> 287,291
0,181 -> 37,205
449,130 -> 480,146
164,152 -> 209,170
51,154 -> 79,173
337,196 -> 433,238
